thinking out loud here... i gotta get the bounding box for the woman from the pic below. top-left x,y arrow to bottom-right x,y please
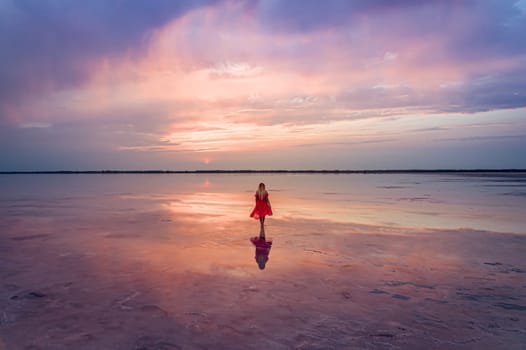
250,182 -> 273,234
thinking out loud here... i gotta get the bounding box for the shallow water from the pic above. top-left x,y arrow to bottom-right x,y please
0,173 -> 525,349
2,172 -> 526,233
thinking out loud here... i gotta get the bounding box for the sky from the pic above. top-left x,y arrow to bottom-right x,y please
1,0 -> 526,171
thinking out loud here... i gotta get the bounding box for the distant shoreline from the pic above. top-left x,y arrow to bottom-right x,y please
1,169 -> 525,174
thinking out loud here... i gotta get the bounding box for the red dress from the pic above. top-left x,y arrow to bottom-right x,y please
250,191 -> 273,219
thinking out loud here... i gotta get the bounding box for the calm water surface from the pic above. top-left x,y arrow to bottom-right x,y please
1,173 -> 525,349
2,172 -> 525,233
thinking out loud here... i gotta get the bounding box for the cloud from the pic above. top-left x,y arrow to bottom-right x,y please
253,0 -> 430,33
1,0 -> 526,170
296,138 -> 399,148
411,127 -> 450,133
209,62 -> 264,79
436,135 -> 526,143
0,0 -> 218,122
19,122 -> 52,129
3,0 -> 526,126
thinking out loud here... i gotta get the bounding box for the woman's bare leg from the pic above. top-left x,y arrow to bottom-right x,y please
259,216 -> 265,237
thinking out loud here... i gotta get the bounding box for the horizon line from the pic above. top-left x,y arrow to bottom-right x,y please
1,169 -> 525,175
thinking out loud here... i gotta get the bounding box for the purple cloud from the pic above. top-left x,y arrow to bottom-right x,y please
0,0 -> 218,122
0,0 -> 526,171
2,0 -> 526,123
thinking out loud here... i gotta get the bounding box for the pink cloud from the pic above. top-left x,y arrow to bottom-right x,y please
4,1 -> 524,168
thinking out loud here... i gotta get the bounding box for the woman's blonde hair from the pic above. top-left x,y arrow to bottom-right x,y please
256,183 -> 266,199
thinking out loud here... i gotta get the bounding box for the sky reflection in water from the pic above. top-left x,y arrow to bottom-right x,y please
1,172 -> 525,275
1,173 -> 526,348
130,173 -> 526,233
2,172 -> 526,233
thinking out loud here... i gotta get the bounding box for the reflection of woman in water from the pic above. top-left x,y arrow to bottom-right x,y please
250,236 -> 272,270
249,183 -> 273,234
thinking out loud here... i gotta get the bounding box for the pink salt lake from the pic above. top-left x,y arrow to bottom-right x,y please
1,173 -> 525,349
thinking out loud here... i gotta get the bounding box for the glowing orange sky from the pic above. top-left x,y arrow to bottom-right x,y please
1,1 -> 525,170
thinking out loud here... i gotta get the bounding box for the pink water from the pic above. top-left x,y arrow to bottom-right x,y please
0,173 -> 525,349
